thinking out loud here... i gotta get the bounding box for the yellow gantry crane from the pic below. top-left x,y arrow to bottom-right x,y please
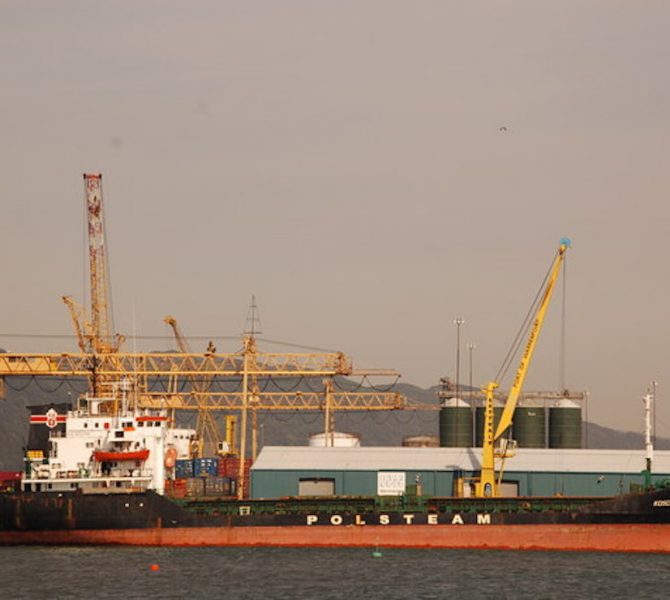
0,345 -> 392,498
0,173 -> 407,499
474,238 -> 570,497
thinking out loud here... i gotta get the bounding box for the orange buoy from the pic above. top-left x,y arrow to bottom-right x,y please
150,564 -> 160,572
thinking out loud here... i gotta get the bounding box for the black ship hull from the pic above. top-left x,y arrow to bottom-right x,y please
2,487 -> 670,552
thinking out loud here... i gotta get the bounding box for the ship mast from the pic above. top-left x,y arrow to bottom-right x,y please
643,389 -> 654,487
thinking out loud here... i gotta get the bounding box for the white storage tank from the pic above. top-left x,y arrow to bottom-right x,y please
402,435 -> 440,448
308,432 -> 361,447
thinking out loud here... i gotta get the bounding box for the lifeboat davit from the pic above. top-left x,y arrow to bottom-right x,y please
93,449 -> 150,462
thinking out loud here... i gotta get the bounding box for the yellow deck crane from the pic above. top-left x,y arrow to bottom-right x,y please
474,238 -> 570,497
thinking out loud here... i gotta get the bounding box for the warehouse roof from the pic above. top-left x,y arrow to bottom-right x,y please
252,446 -> 670,475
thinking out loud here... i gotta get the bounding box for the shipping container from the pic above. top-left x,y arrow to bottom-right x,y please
185,477 -> 206,497
218,457 -> 252,478
164,478 -> 187,498
203,476 -> 235,496
193,457 -> 219,477
175,459 -> 194,478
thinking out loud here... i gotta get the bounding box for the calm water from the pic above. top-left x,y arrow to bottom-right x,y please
1,546 -> 669,599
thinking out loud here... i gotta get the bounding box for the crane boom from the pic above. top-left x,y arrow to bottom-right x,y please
475,238 -> 570,497
62,295 -> 89,353
0,351 -> 353,377
163,315 -> 189,353
493,240 -> 570,441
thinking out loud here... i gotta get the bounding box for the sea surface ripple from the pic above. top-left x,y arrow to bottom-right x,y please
1,546 -> 669,599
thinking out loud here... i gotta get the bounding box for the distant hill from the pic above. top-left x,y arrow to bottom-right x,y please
584,421 -> 670,450
0,377 -> 664,470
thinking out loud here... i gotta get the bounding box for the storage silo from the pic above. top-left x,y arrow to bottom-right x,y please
549,399 -> 582,448
513,402 -> 546,448
439,397 -> 473,447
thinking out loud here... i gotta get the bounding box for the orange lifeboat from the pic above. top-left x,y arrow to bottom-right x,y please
93,449 -> 150,462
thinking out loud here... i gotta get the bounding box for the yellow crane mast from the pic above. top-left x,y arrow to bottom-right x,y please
475,238 -> 570,497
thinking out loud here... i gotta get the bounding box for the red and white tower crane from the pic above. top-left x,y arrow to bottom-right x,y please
62,174 -> 124,391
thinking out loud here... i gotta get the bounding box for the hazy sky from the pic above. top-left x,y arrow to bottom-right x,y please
1,1 -> 669,433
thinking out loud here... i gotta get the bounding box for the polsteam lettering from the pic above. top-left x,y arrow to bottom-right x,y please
305,513 -> 492,526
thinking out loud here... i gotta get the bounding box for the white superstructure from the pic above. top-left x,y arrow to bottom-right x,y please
24,387 -> 195,495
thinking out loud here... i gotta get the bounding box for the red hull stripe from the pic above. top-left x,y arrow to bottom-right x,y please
30,416 -> 67,423
2,524 -> 670,553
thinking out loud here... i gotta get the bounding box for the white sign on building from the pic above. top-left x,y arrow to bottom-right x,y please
377,471 -> 406,496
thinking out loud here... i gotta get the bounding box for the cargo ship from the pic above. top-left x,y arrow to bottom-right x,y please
2,393 -> 670,553
0,190 -> 666,554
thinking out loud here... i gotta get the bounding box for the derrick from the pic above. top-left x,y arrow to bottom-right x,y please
474,238 -> 571,498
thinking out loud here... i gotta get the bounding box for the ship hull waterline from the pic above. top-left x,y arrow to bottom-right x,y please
2,524 -> 670,553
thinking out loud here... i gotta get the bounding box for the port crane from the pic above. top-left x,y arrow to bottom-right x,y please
159,313 -> 405,494
474,238 -> 570,497
62,174 -> 125,393
0,173 -> 407,499
63,175 -> 124,353
163,315 -> 233,458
